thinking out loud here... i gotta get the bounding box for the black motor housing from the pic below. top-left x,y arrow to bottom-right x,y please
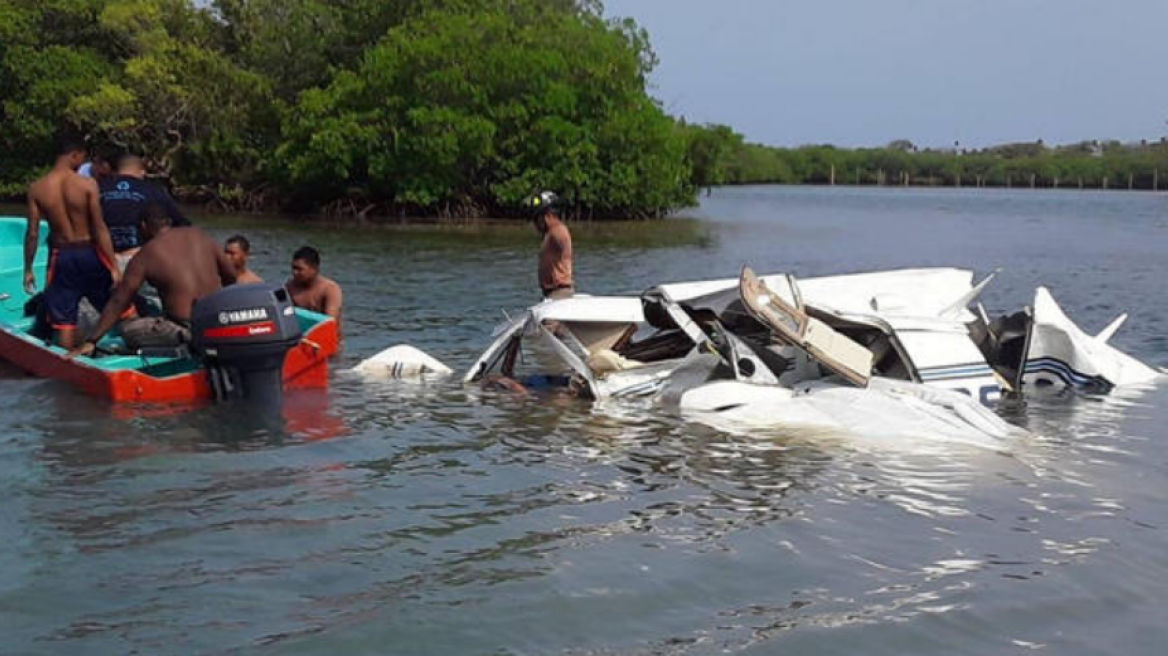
190,284 -> 303,405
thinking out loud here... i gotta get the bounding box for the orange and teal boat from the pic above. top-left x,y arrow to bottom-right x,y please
0,216 -> 339,402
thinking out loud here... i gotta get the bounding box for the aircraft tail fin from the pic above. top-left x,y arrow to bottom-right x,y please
1095,314 -> 1127,343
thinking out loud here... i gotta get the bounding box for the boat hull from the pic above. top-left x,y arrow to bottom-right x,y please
0,317 -> 338,403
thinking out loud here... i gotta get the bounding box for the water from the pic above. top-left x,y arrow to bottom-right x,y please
1,186 -> 1166,655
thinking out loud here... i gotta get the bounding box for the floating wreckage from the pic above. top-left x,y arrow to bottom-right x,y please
357,266 -> 1161,443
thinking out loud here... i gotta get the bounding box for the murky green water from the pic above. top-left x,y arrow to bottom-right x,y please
2,187 -> 1166,655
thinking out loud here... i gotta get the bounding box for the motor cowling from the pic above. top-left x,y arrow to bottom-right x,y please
190,284 -> 303,405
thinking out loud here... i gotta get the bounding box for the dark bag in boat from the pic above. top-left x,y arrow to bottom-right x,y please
23,293 -> 51,340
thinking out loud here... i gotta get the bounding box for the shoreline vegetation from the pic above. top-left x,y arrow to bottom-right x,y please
690,131 -> 1168,194
3,2 -> 1166,222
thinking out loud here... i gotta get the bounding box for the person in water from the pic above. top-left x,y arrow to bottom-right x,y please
69,205 -> 236,356
527,190 -> 574,299
286,246 -> 342,320
99,153 -> 190,271
225,235 -> 263,284
24,139 -> 121,349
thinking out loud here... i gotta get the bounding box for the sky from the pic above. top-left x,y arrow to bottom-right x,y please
603,0 -> 1168,149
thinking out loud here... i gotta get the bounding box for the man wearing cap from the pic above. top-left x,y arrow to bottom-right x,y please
527,191 -> 574,300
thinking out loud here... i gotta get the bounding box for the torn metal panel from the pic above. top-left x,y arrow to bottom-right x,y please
739,267 -> 874,387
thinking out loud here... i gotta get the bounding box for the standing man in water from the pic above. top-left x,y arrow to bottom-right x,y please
99,153 -> 190,271
225,235 -> 263,283
286,246 -> 343,320
527,191 -> 574,300
24,139 -> 120,349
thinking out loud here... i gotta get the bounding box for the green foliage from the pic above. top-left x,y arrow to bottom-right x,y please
0,42 -> 114,184
0,0 -> 694,217
683,123 -> 743,187
275,0 -> 691,217
212,0 -> 346,99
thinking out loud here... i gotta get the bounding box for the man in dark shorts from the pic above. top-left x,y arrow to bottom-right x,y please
69,206 -> 236,356
99,153 -> 190,271
526,191 -> 574,299
286,246 -> 342,319
225,235 -> 264,284
24,139 -> 121,349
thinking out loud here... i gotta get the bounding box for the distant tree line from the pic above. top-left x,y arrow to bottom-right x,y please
683,124 -> 1168,191
0,0 -> 696,219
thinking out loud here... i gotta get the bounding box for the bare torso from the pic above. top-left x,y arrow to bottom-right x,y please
538,219 -> 573,293
28,169 -> 98,245
286,275 -> 342,317
236,269 -> 264,284
133,228 -> 235,322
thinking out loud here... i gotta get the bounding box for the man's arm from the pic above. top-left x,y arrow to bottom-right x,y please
68,258 -> 147,357
86,180 -> 121,285
323,281 -> 343,319
555,227 -> 572,262
23,191 -> 41,293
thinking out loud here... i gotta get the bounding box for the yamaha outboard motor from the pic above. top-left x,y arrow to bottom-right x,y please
191,284 -> 302,407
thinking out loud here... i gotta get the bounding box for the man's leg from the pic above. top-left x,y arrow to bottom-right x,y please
83,252 -> 116,321
541,287 -> 575,337
54,326 -> 80,350
44,251 -> 82,350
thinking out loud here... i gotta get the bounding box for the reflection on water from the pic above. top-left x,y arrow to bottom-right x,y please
1,188 -> 1166,655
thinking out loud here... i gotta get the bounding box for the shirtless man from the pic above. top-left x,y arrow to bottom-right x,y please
225,235 -> 263,284
69,206 -> 236,356
527,190 -> 574,299
286,246 -> 342,319
24,140 -> 121,349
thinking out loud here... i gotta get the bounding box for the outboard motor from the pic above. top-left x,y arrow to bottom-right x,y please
191,284 -> 302,407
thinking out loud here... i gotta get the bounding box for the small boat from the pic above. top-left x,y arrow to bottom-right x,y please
0,216 -> 339,403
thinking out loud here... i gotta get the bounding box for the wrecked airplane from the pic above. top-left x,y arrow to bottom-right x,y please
354,266 -> 1162,443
